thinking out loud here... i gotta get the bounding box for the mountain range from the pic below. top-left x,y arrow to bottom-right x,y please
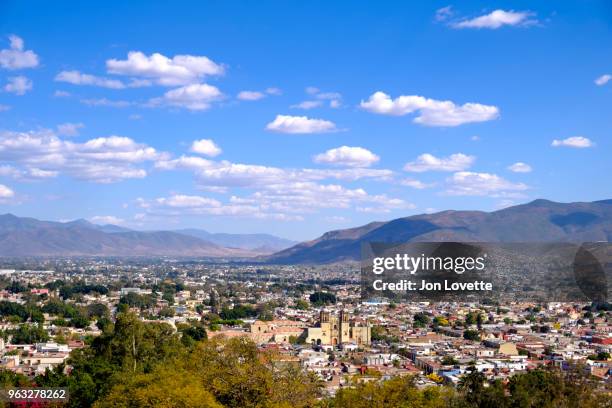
0,214 -> 294,257
1,199 -> 611,260
266,199 -> 612,264
173,229 -> 296,252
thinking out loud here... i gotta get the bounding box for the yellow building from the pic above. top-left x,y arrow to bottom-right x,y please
305,310 -> 371,346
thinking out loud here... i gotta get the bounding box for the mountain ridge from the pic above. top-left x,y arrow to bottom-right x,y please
265,199 -> 612,264
0,214 -> 252,257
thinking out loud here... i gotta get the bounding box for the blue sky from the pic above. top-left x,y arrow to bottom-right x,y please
0,1 -> 611,240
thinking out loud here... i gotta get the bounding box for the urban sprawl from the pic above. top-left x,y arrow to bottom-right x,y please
0,258 -> 610,400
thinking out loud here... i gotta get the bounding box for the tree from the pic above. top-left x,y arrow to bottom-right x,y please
588,351 -> 610,361
476,312 -> 484,329
0,301 -> 29,322
465,312 -> 477,326
329,375 -> 451,407
93,367 -> 222,408
182,325 -> 207,342
158,307 -> 175,318
294,299 -> 309,310
87,303 -> 110,319
413,313 -> 430,328
458,369 -> 486,405
433,316 -> 449,327
309,292 -> 336,306
0,369 -> 31,387
10,323 -> 49,344
120,293 -> 155,310
219,304 -> 256,320
463,329 -> 480,341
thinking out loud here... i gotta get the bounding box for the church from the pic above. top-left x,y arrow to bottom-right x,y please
305,310 -> 371,346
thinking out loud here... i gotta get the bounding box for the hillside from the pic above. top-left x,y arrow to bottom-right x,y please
266,199 -> 612,264
0,214 -> 253,257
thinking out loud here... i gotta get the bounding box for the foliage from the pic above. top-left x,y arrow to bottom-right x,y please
35,311 -> 322,408
309,292 -> 336,306
463,329 -> 480,341
30,311 -> 611,408
93,366 -> 222,408
219,304 -> 257,320
327,375 -> 453,407
59,283 -> 109,299
0,301 -> 43,323
119,292 -> 156,309
0,369 -> 31,387
413,312 -> 430,328
10,323 -> 49,344
294,299 -> 309,310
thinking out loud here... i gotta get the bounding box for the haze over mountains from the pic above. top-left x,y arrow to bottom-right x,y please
0,214 -> 294,257
266,199 -> 612,264
1,199 -> 610,260
174,229 -> 296,253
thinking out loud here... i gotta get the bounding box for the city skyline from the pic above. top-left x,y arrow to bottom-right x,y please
0,1 -> 611,240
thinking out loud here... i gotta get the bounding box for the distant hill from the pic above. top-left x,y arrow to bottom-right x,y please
266,199 -> 612,264
0,214 -> 255,257
174,229 -> 296,252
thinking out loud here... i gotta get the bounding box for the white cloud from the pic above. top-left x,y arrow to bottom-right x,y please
27,168 -> 58,179
155,155 -> 214,171
191,139 -> 222,157
445,171 -> 528,196
57,122 -> 84,137
156,155 -> 393,188
149,83 -> 223,111
452,9 -> 536,29
594,74 -> 611,86
0,35 -> 39,70
316,92 -> 342,100
0,164 -> 58,181
291,100 -> 323,110
81,98 -> 132,108
297,89 -> 342,109
507,162 -> 532,173
551,136 -> 593,148
400,179 -> 432,189
55,70 -> 126,89
404,153 -> 475,172
0,129 -> 164,183
265,87 -> 282,95
154,194 -> 221,208
90,215 -> 125,225
360,91 -> 499,126
153,152 -> 403,219
106,51 -> 224,86
265,114 -> 338,134
0,104 -> 10,111
4,76 -> 32,95
0,184 -> 15,198
313,146 -> 379,167
237,90 -> 266,101
435,6 -> 454,22
141,181 -> 410,220
53,90 -> 71,97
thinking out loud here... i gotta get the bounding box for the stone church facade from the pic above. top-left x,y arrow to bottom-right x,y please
306,310 -> 371,346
